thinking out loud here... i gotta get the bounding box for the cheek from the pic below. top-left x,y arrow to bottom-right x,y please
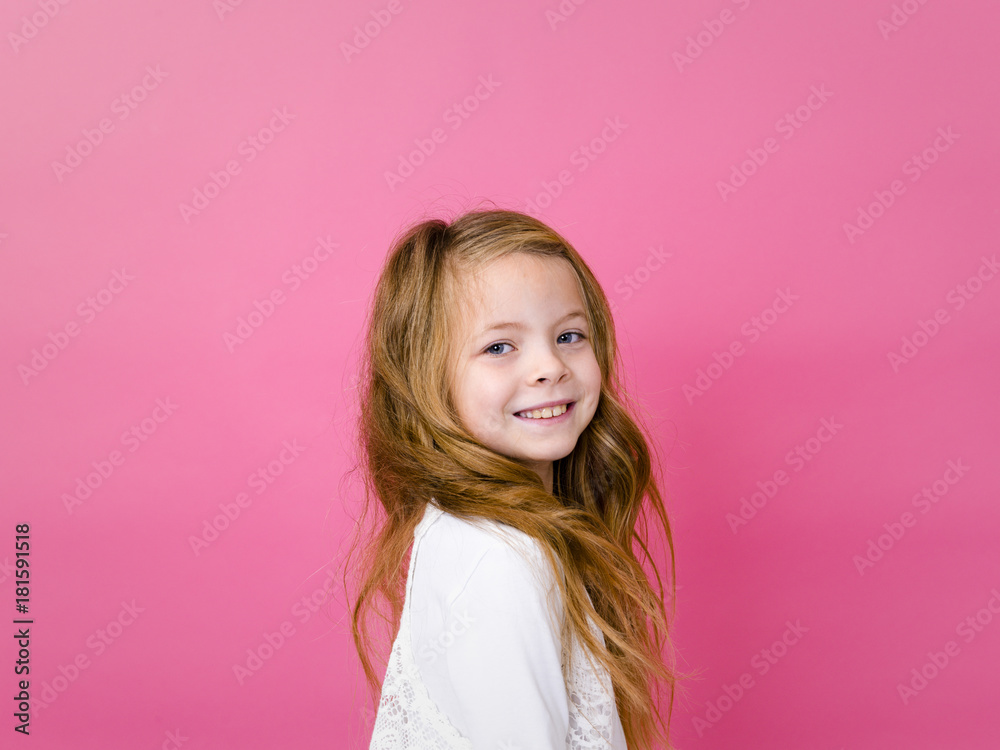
449,384 -> 473,434
454,390 -> 478,432
580,361 -> 603,418
460,403 -> 509,451
582,355 -> 603,392
449,361 -> 474,417
468,382 -> 514,434
453,369 -> 505,430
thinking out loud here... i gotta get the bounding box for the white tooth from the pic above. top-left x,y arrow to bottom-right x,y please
520,404 -> 567,419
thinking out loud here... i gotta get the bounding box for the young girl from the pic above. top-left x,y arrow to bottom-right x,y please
345,206 -> 677,750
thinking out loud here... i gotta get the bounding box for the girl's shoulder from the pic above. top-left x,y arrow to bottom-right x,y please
414,499 -> 560,605
420,499 -> 538,549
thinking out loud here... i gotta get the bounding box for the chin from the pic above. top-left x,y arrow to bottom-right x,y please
525,445 -> 578,462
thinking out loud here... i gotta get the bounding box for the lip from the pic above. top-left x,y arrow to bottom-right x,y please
514,400 -> 575,418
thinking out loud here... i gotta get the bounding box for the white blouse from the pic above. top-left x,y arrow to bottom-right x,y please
368,499 -> 627,750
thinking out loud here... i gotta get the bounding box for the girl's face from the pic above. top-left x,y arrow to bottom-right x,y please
448,253 -> 602,493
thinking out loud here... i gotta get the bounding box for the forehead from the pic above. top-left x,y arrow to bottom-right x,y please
453,253 -> 584,323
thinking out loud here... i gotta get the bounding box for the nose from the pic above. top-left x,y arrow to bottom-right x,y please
527,341 -> 569,384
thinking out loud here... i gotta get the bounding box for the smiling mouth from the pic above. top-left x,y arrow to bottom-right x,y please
514,402 -> 574,420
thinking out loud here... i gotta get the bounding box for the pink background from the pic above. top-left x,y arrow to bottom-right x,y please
2,0 -> 998,747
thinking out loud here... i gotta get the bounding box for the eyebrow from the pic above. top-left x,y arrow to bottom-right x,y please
477,310 -> 587,337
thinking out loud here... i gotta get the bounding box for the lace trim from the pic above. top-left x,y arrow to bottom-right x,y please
562,608 -> 620,749
369,505 -> 472,749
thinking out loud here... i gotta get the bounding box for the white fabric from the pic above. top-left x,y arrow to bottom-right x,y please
369,500 -> 628,750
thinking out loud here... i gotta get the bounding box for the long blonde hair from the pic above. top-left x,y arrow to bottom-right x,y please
343,205 -> 679,749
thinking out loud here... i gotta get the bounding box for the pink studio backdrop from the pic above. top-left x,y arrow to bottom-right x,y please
2,0 -> 998,748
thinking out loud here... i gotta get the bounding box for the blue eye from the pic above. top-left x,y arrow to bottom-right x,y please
484,332 -> 585,357
485,342 -> 513,356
